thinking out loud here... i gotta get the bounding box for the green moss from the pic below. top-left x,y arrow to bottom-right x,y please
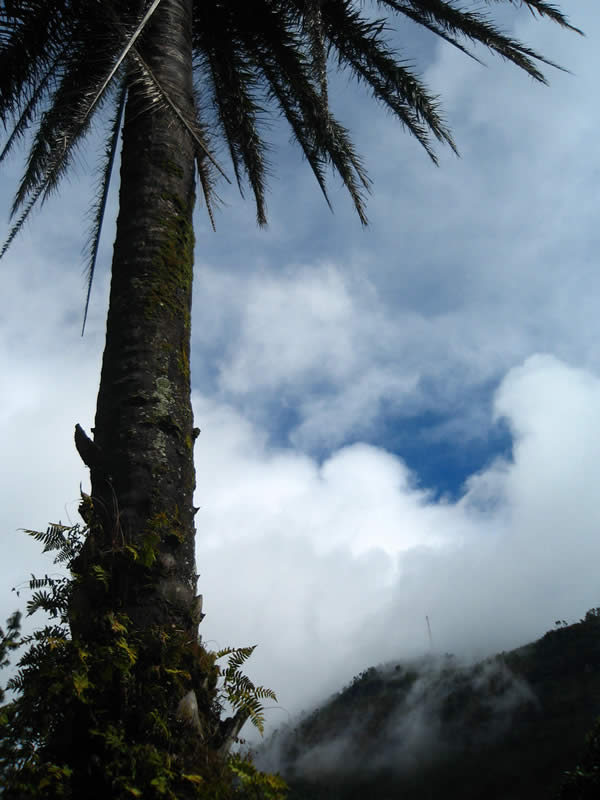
146,509 -> 185,544
144,194 -> 194,326
158,158 -> 185,180
177,343 -> 190,383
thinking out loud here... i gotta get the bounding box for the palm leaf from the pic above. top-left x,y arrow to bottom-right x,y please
81,81 -> 127,336
0,54 -> 63,164
202,37 -> 271,225
0,0 -> 583,272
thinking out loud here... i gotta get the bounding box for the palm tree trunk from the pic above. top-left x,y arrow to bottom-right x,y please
72,0 -> 198,638
65,3 -> 222,793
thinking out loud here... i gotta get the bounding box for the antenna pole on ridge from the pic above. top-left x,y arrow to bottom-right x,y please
426,615 -> 433,651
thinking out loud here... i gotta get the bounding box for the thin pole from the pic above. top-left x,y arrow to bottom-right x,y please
426,615 -> 433,650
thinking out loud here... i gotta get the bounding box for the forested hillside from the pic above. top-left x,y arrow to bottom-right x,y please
258,609 -> 600,799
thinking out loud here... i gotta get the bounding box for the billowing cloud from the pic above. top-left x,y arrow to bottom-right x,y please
192,355 -> 600,733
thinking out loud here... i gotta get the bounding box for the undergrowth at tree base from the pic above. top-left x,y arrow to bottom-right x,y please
0,515 -> 287,799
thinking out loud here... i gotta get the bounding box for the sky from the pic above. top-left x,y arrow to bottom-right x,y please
1,3 -> 599,737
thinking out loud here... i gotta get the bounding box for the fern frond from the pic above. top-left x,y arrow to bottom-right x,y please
21,523 -> 85,567
22,524 -> 70,553
0,612 -> 22,673
28,574 -> 54,590
217,645 -> 256,671
6,670 -> 26,693
249,685 -> 277,702
18,625 -> 67,647
90,565 -> 109,590
26,591 -> 54,618
216,644 -> 277,735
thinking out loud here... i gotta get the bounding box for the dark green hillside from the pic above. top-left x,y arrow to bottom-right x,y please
259,609 -> 600,800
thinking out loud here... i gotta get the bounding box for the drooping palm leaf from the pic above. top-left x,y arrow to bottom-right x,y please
0,0 -> 582,314
82,81 -> 127,336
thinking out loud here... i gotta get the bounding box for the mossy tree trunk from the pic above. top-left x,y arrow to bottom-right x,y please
66,1 -> 223,794
75,0 -> 198,636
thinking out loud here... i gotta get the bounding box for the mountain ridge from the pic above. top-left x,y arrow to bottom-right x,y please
257,608 -> 600,799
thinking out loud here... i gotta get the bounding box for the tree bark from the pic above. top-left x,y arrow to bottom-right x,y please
62,9 -> 253,794
72,0 -> 198,636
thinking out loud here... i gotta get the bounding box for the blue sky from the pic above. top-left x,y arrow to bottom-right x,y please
1,3 -> 599,731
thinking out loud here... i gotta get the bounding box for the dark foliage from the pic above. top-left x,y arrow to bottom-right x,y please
0,522 -> 286,799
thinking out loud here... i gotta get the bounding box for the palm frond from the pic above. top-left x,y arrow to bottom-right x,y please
100,0 -> 165,92
201,37 -> 271,226
190,84 -> 223,232
1,0 -> 583,263
239,8 -> 333,209
1,0 -> 169,260
129,46 -> 229,182
260,56 -> 333,213
195,150 -> 219,232
324,2 -> 458,157
0,0 -> 72,122
380,0 -> 566,81
304,0 -> 329,108
0,54 -> 62,164
234,1 -> 371,221
479,0 -> 583,34
2,39 -> 126,255
0,188 -> 40,258
381,5 -> 484,65
81,82 -> 127,336
68,0 -> 165,140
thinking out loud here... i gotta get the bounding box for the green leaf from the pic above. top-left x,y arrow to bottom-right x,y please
73,671 -> 90,698
181,773 -> 204,784
115,638 -> 137,666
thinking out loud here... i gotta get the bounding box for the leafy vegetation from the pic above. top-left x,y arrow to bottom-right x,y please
0,520 -> 287,799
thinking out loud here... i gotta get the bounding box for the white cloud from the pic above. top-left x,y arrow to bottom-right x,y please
188,354 -> 600,734
215,264 -> 357,393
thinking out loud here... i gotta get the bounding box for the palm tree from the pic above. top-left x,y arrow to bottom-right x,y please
0,0 -> 580,796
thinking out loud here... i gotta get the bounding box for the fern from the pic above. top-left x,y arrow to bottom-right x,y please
26,590 -> 56,617
21,522 -> 85,566
28,574 -> 53,589
2,517 -> 286,796
21,523 -> 70,552
0,613 -> 21,703
228,753 -> 288,800
216,646 -> 277,735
